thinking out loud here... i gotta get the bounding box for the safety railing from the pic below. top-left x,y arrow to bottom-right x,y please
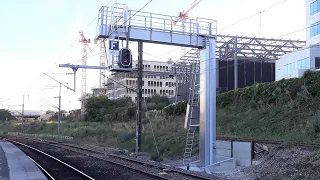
97,5 -> 217,37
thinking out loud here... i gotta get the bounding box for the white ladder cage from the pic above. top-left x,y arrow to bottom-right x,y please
182,49 -> 200,166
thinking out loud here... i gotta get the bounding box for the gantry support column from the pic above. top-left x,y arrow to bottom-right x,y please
234,38 -> 238,89
199,38 -> 217,167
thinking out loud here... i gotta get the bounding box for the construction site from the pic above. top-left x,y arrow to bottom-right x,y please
55,0 -> 308,171
2,0 -> 320,179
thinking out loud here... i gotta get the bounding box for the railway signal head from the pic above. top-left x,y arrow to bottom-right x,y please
118,48 -> 132,68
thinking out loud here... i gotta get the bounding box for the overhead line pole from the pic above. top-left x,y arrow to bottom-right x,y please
136,41 -> 143,157
44,84 -> 64,137
58,83 -> 62,137
43,73 -> 73,137
21,95 -> 29,132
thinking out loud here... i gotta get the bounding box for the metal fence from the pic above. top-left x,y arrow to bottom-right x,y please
7,132 -> 74,140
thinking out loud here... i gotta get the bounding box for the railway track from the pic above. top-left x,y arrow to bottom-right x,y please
13,140 -> 94,180
8,136 -> 219,180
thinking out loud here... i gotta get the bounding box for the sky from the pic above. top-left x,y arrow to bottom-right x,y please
0,0 -> 306,112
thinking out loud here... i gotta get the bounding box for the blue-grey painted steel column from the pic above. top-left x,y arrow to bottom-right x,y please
234,38 -> 238,89
199,38 -> 216,167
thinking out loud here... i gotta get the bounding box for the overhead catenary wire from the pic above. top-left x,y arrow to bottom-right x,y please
51,0 -> 114,66
143,101 -> 160,157
72,0 -> 154,65
25,0 -> 115,100
30,0 -> 309,111
27,0 -> 152,110
218,0 -> 291,33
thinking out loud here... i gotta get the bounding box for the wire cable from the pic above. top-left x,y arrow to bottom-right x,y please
219,0 -> 291,33
52,0 -> 114,66
144,101 -> 160,157
71,0 -> 154,65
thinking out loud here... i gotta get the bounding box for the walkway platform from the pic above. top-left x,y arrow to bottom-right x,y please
0,139 -> 47,180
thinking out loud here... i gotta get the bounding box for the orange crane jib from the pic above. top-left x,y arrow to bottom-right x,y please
173,0 -> 202,24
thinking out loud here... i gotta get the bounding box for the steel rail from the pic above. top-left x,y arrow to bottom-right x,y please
9,136 -> 213,180
28,156 -> 55,180
10,139 -> 95,180
9,137 -> 170,180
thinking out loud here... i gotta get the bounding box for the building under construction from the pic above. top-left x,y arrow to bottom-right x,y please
174,35 -> 306,101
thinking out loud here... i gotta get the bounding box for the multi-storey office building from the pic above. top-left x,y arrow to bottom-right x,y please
105,60 -> 176,102
275,0 -> 320,80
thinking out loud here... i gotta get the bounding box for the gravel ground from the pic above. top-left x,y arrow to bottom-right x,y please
224,144 -> 320,180
50,142 -> 220,180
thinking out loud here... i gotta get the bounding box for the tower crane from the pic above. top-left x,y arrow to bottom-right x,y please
79,30 -> 92,117
173,0 -> 202,57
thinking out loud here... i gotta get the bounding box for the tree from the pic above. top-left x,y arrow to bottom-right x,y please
0,109 -> 15,121
146,94 -> 170,104
68,109 -> 81,119
84,96 -> 134,122
46,110 -> 55,114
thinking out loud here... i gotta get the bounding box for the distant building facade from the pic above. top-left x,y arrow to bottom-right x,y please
10,110 -> 43,119
105,60 -> 176,102
276,0 -> 320,80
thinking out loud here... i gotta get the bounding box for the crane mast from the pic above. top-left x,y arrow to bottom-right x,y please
173,0 -> 202,57
79,30 -> 91,117
99,39 -> 106,88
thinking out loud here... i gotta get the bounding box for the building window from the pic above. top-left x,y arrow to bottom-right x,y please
297,57 -> 310,70
316,57 -> 320,69
284,63 -> 295,77
311,21 -> 320,36
311,0 -> 320,15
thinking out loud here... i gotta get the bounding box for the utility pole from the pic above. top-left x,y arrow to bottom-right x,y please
136,41 -> 143,157
42,83 -> 64,137
43,72 -> 73,137
21,95 -> 29,132
58,83 -> 62,137
44,83 -> 65,137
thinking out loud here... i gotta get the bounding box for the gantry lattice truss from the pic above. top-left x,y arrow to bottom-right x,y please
173,35 -> 306,83
104,35 -> 306,92
217,35 -> 305,61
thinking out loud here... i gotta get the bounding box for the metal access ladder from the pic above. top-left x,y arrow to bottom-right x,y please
183,49 -> 200,167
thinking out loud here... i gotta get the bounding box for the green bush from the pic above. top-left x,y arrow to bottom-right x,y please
163,101 -> 187,117
84,96 -> 135,122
